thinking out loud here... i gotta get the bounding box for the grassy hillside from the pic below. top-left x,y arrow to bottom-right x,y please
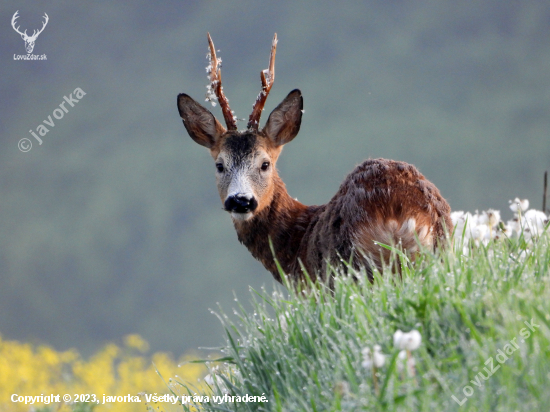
175,224 -> 550,411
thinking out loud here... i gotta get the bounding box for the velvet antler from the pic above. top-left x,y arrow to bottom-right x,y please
206,33 -> 237,130
247,33 -> 278,130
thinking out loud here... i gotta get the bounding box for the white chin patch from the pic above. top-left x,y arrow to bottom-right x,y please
231,212 -> 254,222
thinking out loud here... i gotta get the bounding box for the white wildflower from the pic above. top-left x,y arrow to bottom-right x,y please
486,209 -> 501,228
471,210 -> 481,226
506,218 -> 520,238
452,211 -> 476,241
361,347 -> 373,370
477,211 -> 489,226
394,329 -> 422,351
451,211 -> 465,226
479,209 -> 500,234
278,312 -> 288,334
373,345 -> 386,368
472,224 -> 489,245
494,221 -> 511,240
397,349 -> 407,361
400,330 -> 422,351
363,345 -> 385,395
393,330 -> 403,348
509,198 -> 529,213
396,350 -> 416,375
204,373 -> 215,386
203,366 -> 229,392
453,198 -> 547,245
522,209 -> 548,235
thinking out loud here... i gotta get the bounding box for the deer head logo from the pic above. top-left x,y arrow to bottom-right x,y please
11,11 -> 49,54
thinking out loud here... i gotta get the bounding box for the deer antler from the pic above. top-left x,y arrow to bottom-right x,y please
247,33 -> 277,131
29,13 -> 49,40
11,11 -> 27,37
11,11 -> 48,40
206,33 -> 237,131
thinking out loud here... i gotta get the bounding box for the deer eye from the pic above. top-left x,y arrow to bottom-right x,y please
216,163 -> 224,173
261,162 -> 270,171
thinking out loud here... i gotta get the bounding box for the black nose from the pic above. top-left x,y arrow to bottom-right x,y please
224,195 -> 258,214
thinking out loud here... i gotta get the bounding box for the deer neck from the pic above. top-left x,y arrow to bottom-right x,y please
232,175 -> 318,282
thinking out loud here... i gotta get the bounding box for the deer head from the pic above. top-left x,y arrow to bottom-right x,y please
177,34 -> 303,222
11,11 -> 49,54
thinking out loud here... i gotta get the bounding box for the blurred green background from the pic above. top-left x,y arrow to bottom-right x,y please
1,0 -> 549,356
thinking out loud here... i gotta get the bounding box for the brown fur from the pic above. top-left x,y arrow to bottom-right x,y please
233,158 -> 452,284
178,90 -> 453,286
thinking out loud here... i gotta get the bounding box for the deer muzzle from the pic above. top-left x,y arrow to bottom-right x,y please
224,194 -> 258,215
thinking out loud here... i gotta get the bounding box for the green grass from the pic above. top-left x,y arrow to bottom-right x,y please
175,232 -> 550,411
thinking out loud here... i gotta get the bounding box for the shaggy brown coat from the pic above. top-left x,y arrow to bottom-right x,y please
233,158 -> 452,284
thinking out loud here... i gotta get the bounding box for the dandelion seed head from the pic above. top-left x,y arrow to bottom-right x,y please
394,329 -> 422,351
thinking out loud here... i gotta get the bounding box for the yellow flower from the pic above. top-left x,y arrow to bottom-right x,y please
0,334 -> 204,412
124,334 -> 149,352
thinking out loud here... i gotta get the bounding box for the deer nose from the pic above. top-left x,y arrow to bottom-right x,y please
224,194 -> 258,214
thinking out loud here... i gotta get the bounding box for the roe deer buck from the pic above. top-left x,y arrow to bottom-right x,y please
177,34 -> 453,285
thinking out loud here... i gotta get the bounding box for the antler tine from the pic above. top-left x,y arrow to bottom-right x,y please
32,13 -> 49,37
11,11 -> 26,36
34,13 -> 49,37
247,33 -> 278,131
206,33 -> 237,130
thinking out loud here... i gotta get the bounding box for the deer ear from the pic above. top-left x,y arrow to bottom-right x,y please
177,94 -> 226,148
263,89 -> 303,146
